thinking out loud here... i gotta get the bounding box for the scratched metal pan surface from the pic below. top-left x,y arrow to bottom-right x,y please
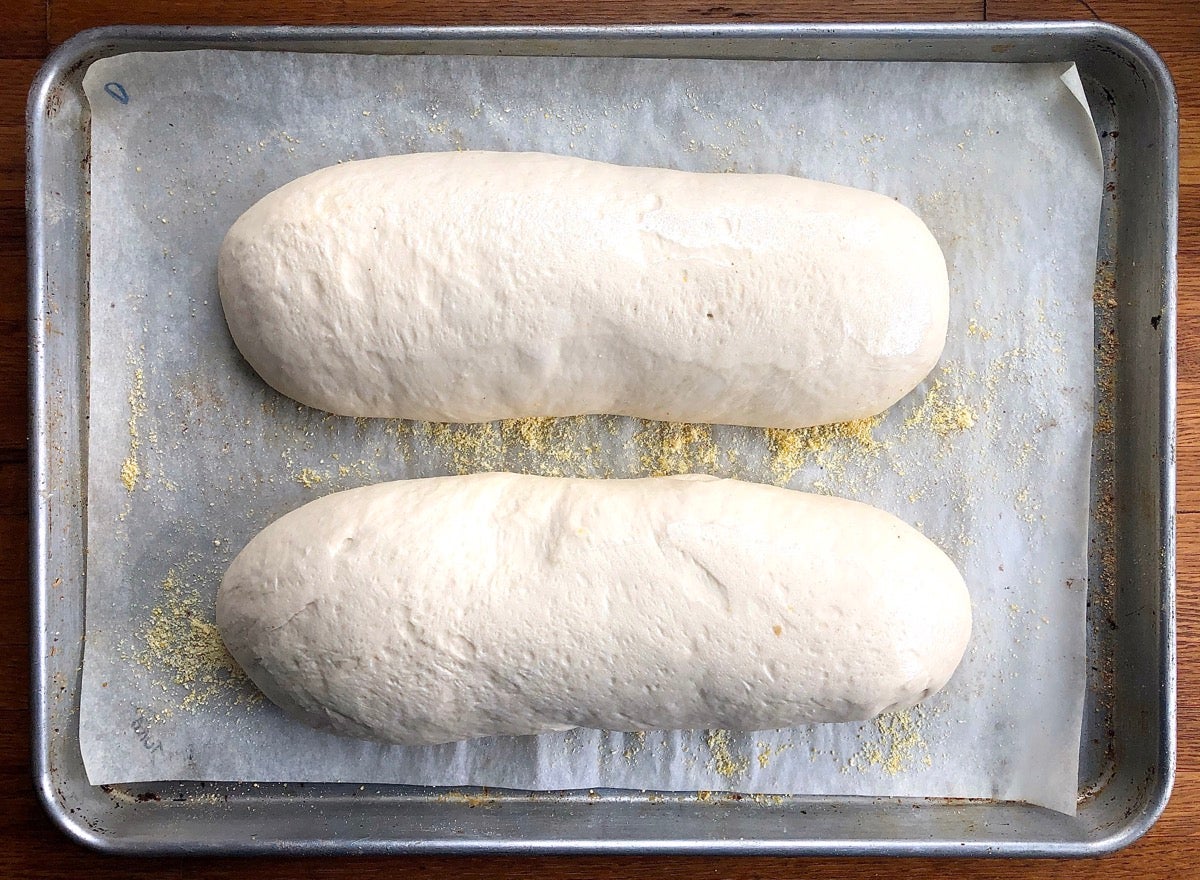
27,23 -> 1176,856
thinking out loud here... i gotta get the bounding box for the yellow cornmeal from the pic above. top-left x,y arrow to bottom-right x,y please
295,466 -> 324,488
635,420 -> 719,476
847,708 -> 931,776
705,729 -> 750,780
934,401 -> 977,435
135,570 -> 253,712
505,416 -> 564,455
902,377 -> 977,438
756,741 -> 794,769
120,457 -> 141,493
283,371 -> 985,501
966,317 -> 994,340
502,415 -> 614,475
414,416 -> 617,478
121,368 -> 147,492
423,420 -> 505,474
765,415 -> 884,484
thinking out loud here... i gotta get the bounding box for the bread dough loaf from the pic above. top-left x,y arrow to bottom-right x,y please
219,151 -> 949,428
218,473 -> 971,745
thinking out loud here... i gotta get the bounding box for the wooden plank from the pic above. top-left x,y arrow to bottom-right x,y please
0,241 -> 28,297
0,129 -> 25,185
1165,53 -> 1200,188
987,0 -> 1200,55
0,245 -> 27,457
1181,380 -> 1200,515
0,60 -> 40,126
48,0 -> 983,44
1185,184 -> 1199,255
0,59 -> 38,342
0,200 -> 26,262
1175,176 -> 1196,513
0,61 -> 40,193
0,456 -> 26,515
0,65 -> 33,463
1178,516 -> 1199,773
0,639 -> 28,711
0,463 -> 27,517
1174,183 -> 1196,365
0,513 -> 28,624
0,0 -> 48,59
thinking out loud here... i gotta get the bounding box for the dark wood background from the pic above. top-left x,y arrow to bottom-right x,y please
3,0 -> 1195,875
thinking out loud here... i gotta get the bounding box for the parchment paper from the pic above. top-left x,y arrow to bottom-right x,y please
78,50 -> 1102,815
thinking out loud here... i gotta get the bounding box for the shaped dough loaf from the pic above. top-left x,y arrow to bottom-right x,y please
219,151 -> 949,428
217,474 -> 971,745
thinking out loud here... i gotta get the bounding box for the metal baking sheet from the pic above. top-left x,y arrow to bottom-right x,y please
29,23 -> 1176,856
78,48 -> 1101,810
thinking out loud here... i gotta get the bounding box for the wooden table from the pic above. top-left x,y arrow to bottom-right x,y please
2,1 -> 1194,875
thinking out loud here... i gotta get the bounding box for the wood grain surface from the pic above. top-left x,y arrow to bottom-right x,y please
3,0 -> 1195,875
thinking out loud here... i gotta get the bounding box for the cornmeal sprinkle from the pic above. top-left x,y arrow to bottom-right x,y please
121,368 -> 146,491
135,570 -> 253,712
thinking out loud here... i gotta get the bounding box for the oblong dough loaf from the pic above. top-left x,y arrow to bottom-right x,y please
218,474 -> 971,745
218,151 -> 949,428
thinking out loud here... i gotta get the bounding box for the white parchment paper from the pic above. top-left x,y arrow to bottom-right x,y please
78,51 -> 1101,815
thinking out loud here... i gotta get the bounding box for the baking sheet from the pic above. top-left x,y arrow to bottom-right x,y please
77,50 -> 1101,815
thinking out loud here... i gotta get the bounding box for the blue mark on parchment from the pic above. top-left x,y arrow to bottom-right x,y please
104,82 -> 129,104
